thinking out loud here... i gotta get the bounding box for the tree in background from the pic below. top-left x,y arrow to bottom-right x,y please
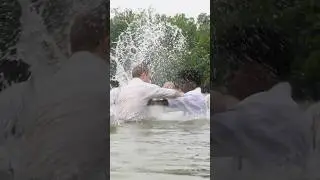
212,0 -> 320,100
0,4 -> 210,91
0,0 -> 30,91
110,9 -> 210,85
0,0 -> 108,92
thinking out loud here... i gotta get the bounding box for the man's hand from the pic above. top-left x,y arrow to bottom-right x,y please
163,81 -> 175,89
177,91 -> 184,97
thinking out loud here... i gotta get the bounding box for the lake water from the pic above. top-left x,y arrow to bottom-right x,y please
110,119 -> 210,180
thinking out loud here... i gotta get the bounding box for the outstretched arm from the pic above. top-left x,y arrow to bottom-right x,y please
147,84 -> 183,99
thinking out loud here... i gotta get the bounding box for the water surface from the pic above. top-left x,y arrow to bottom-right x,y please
110,119 -> 210,180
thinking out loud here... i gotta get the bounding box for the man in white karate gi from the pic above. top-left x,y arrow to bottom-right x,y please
115,63 -> 183,122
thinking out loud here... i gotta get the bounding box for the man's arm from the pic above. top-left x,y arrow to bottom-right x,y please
147,84 -> 183,99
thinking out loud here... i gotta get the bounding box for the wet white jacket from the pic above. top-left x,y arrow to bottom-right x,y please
168,87 -> 207,116
115,78 -> 182,122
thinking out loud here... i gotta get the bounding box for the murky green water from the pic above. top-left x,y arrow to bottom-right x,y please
110,119 -> 210,180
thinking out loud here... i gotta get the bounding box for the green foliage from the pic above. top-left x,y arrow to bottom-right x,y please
0,0 -> 21,59
110,9 -> 210,85
212,0 -> 320,99
110,9 -> 138,47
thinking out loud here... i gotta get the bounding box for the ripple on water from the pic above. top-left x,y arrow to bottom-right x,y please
110,119 -> 210,180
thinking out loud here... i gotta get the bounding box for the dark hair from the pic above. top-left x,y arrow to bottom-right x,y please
132,63 -> 149,78
177,68 -> 202,87
70,6 -> 107,54
174,78 -> 197,93
201,81 -> 210,93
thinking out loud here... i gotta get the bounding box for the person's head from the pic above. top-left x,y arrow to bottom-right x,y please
132,63 -> 151,83
69,5 -> 108,60
175,68 -> 201,93
163,81 -> 175,89
174,78 -> 196,93
218,25 -> 292,100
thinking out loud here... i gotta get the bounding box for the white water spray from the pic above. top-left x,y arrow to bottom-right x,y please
111,9 -> 187,87
15,0 -> 105,80
110,10 -> 210,124
16,0 -> 65,79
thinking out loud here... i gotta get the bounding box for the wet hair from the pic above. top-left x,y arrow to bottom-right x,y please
132,63 -> 149,78
174,78 -> 197,93
177,68 -> 202,86
182,81 -> 197,93
173,68 -> 201,93
201,81 -> 210,93
70,6 -> 107,54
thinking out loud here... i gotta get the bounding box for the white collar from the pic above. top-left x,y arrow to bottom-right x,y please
185,87 -> 202,94
194,87 -> 201,92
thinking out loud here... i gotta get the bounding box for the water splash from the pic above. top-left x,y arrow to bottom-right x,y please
111,9 -> 187,86
110,10 -> 211,125
15,0 -> 104,80
16,0 -> 65,79
0,0 -> 108,130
